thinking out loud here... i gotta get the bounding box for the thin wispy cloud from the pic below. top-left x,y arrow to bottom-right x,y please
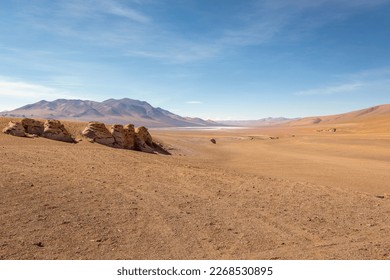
347,67 -> 390,80
10,0 -> 390,64
127,43 -> 220,63
16,0 -> 151,48
0,77 -> 78,99
59,0 -> 151,23
186,101 -> 202,104
221,0 -> 390,48
295,83 -> 364,96
295,67 -> 390,97
103,2 -> 150,23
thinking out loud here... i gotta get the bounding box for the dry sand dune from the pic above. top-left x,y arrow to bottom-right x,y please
1,116 -> 390,259
288,104 -> 390,133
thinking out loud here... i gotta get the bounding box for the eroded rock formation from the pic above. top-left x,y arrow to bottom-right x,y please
110,124 -> 136,149
21,118 -> 44,135
135,126 -> 154,153
3,118 -> 168,154
2,121 -> 26,137
82,122 -> 159,153
123,124 -> 136,150
42,120 -> 75,143
82,122 -> 115,146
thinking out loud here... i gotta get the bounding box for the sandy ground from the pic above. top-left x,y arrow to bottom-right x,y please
1,117 -> 390,259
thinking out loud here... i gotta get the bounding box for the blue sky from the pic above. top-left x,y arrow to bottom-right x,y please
1,0 -> 390,120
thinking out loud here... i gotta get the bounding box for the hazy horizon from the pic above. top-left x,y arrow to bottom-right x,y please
3,97 -> 389,122
1,0 -> 390,119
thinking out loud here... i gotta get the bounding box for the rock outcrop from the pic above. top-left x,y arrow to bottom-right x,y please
3,117 -> 169,154
110,124 -> 136,149
42,120 -> 75,143
110,124 -> 126,148
81,122 -> 158,153
316,128 -> 337,133
123,124 -> 136,149
82,122 -> 115,146
21,118 -> 44,135
136,126 -> 153,146
2,121 -> 26,137
135,126 -> 154,152
3,118 -> 74,143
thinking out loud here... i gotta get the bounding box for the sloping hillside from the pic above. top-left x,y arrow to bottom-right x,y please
288,104 -> 390,132
1,98 -> 220,128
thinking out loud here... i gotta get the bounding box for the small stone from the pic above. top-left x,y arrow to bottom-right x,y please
33,242 -> 44,247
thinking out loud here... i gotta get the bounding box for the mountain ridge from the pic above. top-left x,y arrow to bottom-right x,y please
287,104 -> 390,126
1,98 -> 221,128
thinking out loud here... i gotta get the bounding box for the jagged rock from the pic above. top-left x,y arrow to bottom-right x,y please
2,121 -> 26,137
136,126 -> 153,146
82,122 -> 115,146
110,124 -> 126,148
110,124 -> 137,149
42,120 -> 75,143
21,118 -> 44,135
210,138 -> 216,144
135,126 -> 154,152
123,124 -> 136,149
82,122 -> 169,154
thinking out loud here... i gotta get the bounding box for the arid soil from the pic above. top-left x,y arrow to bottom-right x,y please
1,117 -> 390,259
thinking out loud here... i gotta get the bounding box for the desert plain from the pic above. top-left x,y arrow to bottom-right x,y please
1,106 -> 390,260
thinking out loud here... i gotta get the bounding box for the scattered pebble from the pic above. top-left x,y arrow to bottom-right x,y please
33,242 -> 44,247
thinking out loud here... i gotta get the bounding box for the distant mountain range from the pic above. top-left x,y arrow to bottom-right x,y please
1,98 -> 221,127
218,117 -> 294,127
218,104 -> 390,128
3,99 -> 390,130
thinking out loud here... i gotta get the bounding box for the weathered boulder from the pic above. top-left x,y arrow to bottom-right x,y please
21,118 -> 44,135
136,126 -> 153,146
135,126 -> 154,152
42,120 -> 75,143
2,121 -> 26,137
82,122 -> 115,146
110,124 -> 136,149
110,124 -> 126,148
123,124 -> 136,149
